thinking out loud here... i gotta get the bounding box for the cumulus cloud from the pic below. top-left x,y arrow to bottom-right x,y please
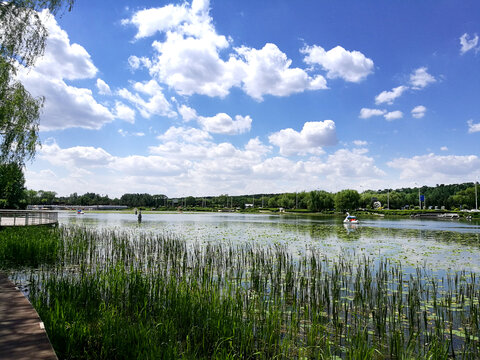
440,146 -> 448,151
178,105 -> 198,122
460,33 -> 479,55
177,105 -> 252,134
388,153 -> 480,181
29,131 -> 390,197
16,10 -> 115,131
197,113 -> 252,135
302,45 -> 374,82
411,105 -> 426,119
468,119 -> 480,133
353,140 -> 368,146
156,126 -> 212,143
128,55 -> 151,71
117,80 -> 176,119
235,43 -> 327,101
384,110 -> 403,121
359,108 -> 386,119
114,102 -> 136,123
409,67 -> 436,89
96,78 -> 111,95
122,1 -> 344,101
268,120 -> 337,156
375,86 -> 408,105
39,141 -> 113,169
304,148 -> 385,179
28,11 -> 98,80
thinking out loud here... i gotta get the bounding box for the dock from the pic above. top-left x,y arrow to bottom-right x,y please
0,272 -> 57,359
0,210 -> 58,227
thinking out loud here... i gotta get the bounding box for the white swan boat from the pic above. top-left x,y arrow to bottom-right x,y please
343,212 -> 359,224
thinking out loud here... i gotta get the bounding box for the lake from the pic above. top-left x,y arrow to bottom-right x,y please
59,211 -> 480,272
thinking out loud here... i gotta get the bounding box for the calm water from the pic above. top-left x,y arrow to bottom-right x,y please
59,211 -> 480,272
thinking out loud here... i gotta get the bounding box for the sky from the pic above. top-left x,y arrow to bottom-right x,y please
19,0 -> 480,198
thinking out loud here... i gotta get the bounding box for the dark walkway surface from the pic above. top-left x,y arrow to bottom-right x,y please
0,272 -> 57,360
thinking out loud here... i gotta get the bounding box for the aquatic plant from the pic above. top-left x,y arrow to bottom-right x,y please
4,225 -> 480,359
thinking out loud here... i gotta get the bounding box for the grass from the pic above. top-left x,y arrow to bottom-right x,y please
2,225 -> 480,359
0,226 -> 61,268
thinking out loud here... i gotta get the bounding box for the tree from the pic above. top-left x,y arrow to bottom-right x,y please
308,190 -> 334,212
1,1 -> 74,163
334,189 -> 360,212
0,162 -> 25,208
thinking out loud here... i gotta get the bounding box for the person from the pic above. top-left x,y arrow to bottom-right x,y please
138,210 -> 142,223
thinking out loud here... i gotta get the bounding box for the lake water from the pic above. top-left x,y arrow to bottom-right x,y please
59,211 -> 480,272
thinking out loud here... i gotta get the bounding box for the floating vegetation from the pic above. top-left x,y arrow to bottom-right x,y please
2,225 -> 479,359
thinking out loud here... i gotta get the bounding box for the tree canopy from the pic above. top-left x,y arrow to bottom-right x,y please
0,162 -> 25,208
334,189 -> 361,212
0,0 -> 74,163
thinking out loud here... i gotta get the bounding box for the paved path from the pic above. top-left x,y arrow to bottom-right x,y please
0,273 -> 57,360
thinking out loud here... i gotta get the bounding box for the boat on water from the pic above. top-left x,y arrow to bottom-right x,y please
343,212 -> 359,224
77,209 -> 85,214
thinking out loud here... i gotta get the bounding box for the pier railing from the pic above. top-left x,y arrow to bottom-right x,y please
0,210 -> 58,227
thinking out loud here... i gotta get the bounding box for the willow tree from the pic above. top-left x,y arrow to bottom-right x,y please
0,0 -> 74,163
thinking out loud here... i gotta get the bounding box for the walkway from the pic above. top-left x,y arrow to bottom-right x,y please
0,273 -> 57,359
0,210 -> 58,227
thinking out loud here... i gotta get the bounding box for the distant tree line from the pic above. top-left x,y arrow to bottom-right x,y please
1,171 -> 478,212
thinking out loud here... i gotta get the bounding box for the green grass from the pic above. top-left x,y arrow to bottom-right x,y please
0,226 -> 62,268
3,226 -> 480,359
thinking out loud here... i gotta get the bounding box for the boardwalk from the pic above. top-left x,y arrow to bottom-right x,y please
0,273 -> 57,359
0,210 -> 58,227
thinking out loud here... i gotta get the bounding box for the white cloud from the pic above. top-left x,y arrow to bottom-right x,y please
359,108 -> 386,119
440,146 -> 448,151
118,129 -> 144,137
353,140 -> 368,146
156,126 -> 211,144
375,86 -> 408,105
19,71 -> 114,130
268,120 -> 337,156
197,113 -> 252,135
176,105 -> 252,134
302,45 -> 374,82
39,141 -> 113,169
114,102 -> 136,123
409,67 -> 436,89
122,4 -> 190,39
96,78 -> 111,95
123,2 -> 328,101
16,10 -> 115,131
128,55 -> 151,71
110,156 -> 185,176
388,153 -> 480,181
468,119 -> 480,133
304,148 -> 385,179
411,105 -> 426,119
30,10 -> 98,80
235,43 -> 327,101
460,33 -> 479,55
384,110 -> 403,121
178,105 -> 198,122
117,80 -> 176,119
28,132 -> 390,197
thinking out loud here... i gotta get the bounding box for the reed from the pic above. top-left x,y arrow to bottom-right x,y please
0,226 -> 62,268
3,225 -> 480,359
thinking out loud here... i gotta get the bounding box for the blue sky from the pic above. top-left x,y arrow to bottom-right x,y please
20,0 -> 480,197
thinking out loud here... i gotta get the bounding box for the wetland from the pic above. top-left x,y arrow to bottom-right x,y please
1,212 -> 480,359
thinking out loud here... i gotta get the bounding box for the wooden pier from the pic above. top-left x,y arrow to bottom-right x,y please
0,273 -> 57,359
0,210 -> 58,227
